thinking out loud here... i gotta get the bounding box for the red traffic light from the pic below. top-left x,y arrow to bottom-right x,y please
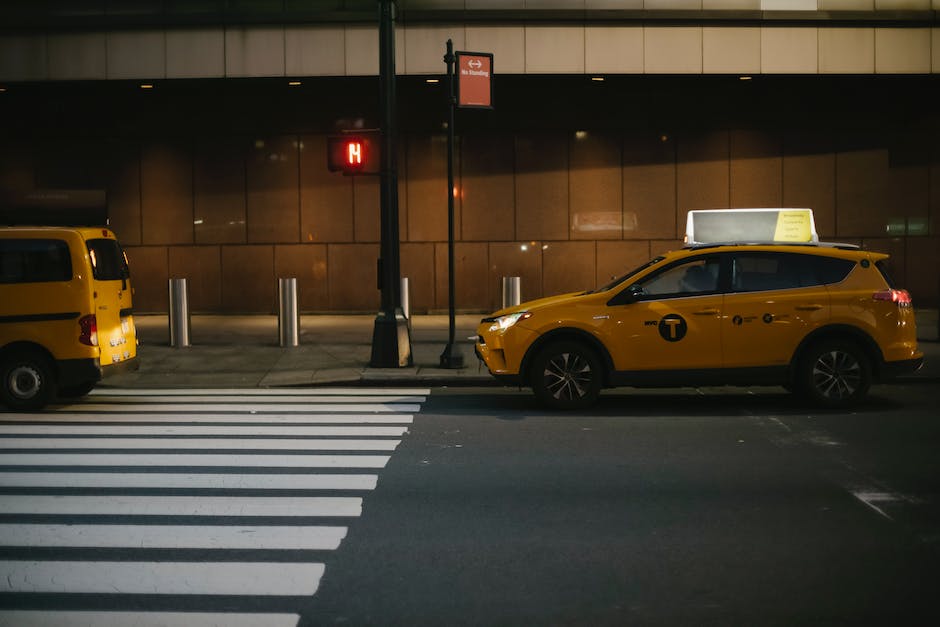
327,133 -> 379,174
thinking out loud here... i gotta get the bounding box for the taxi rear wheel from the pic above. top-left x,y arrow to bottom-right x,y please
797,340 -> 871,408
531,341 -> 603,410
1,350 -> 56,411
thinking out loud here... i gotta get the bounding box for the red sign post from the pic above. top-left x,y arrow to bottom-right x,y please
456,52 -> 494,109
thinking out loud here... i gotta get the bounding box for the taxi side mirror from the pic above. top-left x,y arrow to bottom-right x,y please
609,284 -> 644,306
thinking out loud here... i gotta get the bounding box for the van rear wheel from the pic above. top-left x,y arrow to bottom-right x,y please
1,350 -> 56,411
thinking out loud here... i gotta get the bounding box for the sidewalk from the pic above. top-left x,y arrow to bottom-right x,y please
105,314 -> 494,389
101,311 -> 940,389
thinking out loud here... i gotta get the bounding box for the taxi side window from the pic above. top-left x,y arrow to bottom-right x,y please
811,256 -> 855,285
730,252 -> 857,292
731,252 -> 813,292
637,257 -> 720,298
0,239 -> 72,284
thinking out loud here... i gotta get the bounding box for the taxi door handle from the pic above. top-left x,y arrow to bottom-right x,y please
796,304 -> 823,311
693,308 -> 720,315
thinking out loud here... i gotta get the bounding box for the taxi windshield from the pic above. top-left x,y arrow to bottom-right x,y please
587,256 -> 665,294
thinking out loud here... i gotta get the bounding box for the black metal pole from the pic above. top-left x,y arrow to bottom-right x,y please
370,0 -> 412,368
440,39 -> 463,369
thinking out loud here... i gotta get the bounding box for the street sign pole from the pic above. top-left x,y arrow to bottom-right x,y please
370,0 -> 412,368
439,44 -> 493,368
439,39 -> 463,369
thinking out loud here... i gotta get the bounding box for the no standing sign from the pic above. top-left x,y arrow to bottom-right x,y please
456,51 -> 494,109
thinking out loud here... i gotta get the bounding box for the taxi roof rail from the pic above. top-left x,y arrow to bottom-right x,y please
684,241 -> 860,250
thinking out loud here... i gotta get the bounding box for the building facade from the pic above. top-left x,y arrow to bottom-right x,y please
1,1 -> 938,313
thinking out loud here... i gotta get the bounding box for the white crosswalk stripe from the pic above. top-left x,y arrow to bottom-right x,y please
0,387 -> 427,626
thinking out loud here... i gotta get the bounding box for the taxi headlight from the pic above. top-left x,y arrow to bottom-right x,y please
486,311 -> 532,333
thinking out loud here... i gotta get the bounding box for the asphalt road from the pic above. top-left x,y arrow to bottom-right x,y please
305,383 -> 940,626
2,383 -> 938,626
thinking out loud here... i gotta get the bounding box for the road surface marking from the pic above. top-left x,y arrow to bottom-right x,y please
0,438 -> 400,451
0,452 -> 390,467
51,403 -> 421,413
0,612 -> 299,627
0,524 -> 347,550
0,472 -> 378,490
92,387 -> 430,396
0,561 -> 324,595
0,495 -> 362,517
1,412 -> 413,423
82,395 -> 426,404
0,425 -> 408,436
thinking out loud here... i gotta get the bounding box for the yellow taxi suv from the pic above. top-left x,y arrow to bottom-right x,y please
475,209 -> 923,409
0,226 -> 138,410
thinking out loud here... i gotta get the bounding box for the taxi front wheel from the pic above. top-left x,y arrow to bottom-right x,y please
531,341 -> 603,410
797,340 -> 871,408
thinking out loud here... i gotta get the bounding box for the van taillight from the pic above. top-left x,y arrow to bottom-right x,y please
873,289 -> 912,307
79,314 -> 98,346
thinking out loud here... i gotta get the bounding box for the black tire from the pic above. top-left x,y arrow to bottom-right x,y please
796,340 -> 871,408
530,341 -> 603,410
1,350 -> 56,411
57,381 -> 96,399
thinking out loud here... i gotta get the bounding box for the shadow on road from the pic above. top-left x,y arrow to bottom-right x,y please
425,385 -> 908,419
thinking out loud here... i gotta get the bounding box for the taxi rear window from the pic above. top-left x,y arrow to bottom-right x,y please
0,238 -> 72,284
875,259 -> 897,288
811,256 -> 855,285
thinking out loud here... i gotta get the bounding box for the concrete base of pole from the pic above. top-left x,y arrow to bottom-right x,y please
439,343 -> 464,369
369,309 -> 413,368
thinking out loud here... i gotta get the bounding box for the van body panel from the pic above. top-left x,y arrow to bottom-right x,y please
0,226 -> 138,409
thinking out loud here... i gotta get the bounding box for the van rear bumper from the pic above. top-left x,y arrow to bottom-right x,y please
57,358 -> 102,388
58,356 -> 139,387
102,356 -> 140,378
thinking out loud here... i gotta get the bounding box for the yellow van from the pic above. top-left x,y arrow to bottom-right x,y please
0,226 -> 138,410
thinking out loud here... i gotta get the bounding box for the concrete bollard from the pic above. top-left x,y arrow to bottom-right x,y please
278,278 -> 299,347
168,278 -> 191,348
502,276 -> 521,309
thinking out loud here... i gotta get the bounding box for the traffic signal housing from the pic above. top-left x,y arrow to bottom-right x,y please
327,133 -> 380,175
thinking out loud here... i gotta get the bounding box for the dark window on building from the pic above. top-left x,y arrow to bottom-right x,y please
0,239 -> 72,284
86,239 -> 129,281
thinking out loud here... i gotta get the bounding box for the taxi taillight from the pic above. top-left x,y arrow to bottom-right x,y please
873,289 -> 912,307
79,314 -> 98,346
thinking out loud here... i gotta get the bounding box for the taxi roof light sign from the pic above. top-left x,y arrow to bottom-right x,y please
685,208 -> 818,246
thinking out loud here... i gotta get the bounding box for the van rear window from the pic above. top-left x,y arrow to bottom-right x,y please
0,239 -> 72,284
86,238 -> 129,281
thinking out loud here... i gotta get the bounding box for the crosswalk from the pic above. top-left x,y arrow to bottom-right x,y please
0,387 -> 428,627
